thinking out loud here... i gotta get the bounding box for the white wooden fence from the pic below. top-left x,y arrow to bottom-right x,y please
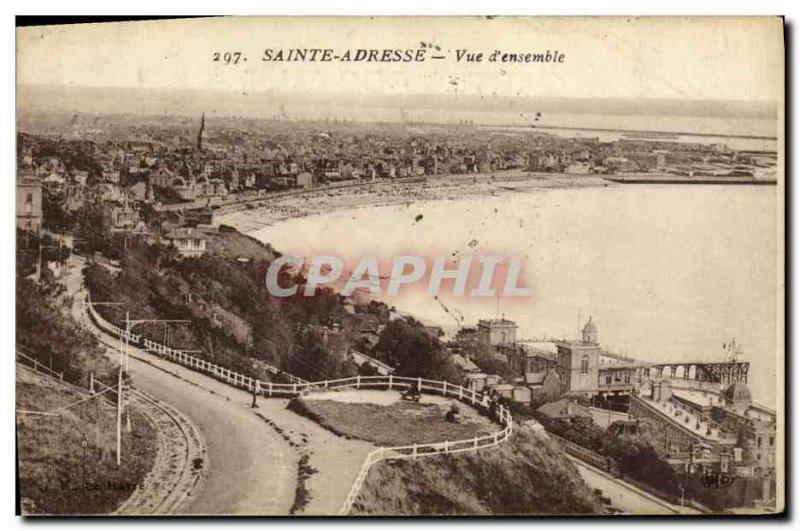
86,293 -> 514,514
86,294 -> 306,386
339,402 -> 513,515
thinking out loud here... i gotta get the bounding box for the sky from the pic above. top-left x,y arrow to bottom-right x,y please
17,17 -> 784,104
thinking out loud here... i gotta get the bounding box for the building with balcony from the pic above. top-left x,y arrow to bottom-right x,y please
162,227 -> 207,258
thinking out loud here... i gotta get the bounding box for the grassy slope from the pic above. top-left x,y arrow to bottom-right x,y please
288,398 -> 494,446
353,427 -> 602,515
204,230 -> 278,262
16,370 -> 156,514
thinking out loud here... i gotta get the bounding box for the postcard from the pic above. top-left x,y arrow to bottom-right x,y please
15,16 -> 784,516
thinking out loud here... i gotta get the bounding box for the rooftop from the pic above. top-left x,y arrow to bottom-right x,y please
164,227 -> 207,240
554,340 -> 599,349
477,318 -> 517,327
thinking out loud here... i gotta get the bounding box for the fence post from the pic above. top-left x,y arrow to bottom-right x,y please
324,379 -> 328,389
443,380 -> 446,395
268,382 -> 273,397
417,377 -> 422,391
89,371 -> 95,394
356,375 -> 361,389
473,437 -> 478,449
293,383 -> 297,394
444,440 -> 449,453
459,386 -> 463,399
388,374 -> 393,390
412,443 -> 417,460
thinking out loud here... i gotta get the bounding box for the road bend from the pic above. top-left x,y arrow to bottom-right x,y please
64,255 -> 375,515
63,256 -> 296,514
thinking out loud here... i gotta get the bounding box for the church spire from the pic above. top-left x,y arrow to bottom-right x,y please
197,112 -> 206,151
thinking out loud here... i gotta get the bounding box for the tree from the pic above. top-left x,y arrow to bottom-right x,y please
16,277 -> 112,384
374,318 -> 459,381
75,203 -> 112,256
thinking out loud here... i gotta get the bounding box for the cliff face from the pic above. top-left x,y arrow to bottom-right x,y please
352,426 -> 601,515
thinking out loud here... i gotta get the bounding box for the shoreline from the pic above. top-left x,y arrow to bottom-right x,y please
217,171 -> 611,234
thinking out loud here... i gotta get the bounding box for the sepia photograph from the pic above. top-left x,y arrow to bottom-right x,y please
13,15 -> 784,516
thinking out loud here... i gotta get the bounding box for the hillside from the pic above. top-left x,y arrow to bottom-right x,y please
16,369 -> 156,514
352,426 -> 602,515
83,229 -> 460,384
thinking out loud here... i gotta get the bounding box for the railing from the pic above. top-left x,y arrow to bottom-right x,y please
86,293 -> 513,515
86,293 -> 306,385
588,406 -> 631,423
340,403 -> 513,515
547,431 -> 618,475
16,350 -> 64,381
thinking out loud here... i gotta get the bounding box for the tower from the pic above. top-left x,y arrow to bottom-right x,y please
555,317 -> 601,396
197,113 -> 206,151
581,316 -> 598,344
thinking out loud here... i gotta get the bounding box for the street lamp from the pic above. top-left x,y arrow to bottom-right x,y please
81,436 -> 88,489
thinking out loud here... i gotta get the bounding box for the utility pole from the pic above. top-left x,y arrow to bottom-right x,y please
116,366 -> 123,467
125,391 -> 132,433
124,310 -> 131,371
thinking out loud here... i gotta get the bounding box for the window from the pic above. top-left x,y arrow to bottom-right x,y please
580,354 -> 590,374
624,372 -> 631,383
770,436 -> 774,447
605,374 -> 611,384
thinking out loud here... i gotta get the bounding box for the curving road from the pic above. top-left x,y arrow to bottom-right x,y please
65,255 -> 374,515
64,257 -> 296,514
124,354 -> 297,514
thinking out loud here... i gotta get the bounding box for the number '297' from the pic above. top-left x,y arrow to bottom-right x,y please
213,52 -> 244,65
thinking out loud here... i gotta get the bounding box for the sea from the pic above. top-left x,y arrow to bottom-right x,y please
250,182 -> 780,409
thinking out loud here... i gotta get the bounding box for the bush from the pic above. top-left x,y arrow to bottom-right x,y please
16,278 -> 113,386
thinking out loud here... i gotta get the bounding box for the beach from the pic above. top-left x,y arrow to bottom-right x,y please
216,171 -> 610,233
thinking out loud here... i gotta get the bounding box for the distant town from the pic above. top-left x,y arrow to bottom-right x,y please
17,110 -> 778,238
